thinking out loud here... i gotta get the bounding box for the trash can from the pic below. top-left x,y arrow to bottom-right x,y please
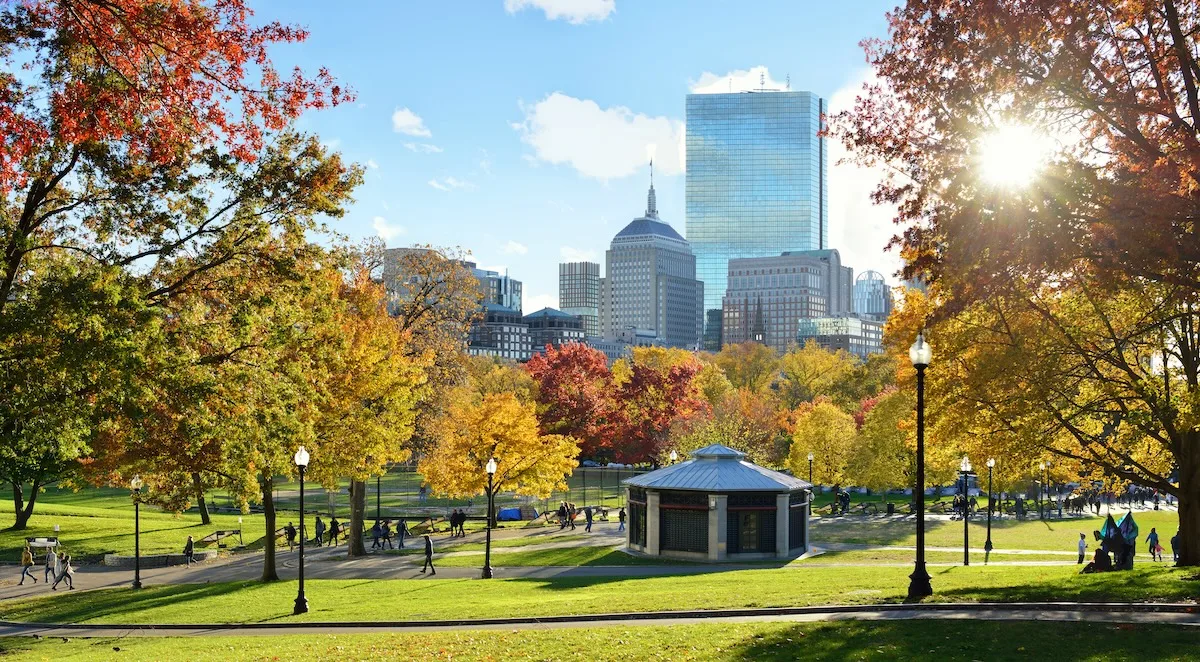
886,503 -> 895,516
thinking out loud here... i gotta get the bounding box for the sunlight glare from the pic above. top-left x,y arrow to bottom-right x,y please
978,124 -> 1047,188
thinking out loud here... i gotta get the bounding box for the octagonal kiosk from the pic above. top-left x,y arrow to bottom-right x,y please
622,444 -> 812,561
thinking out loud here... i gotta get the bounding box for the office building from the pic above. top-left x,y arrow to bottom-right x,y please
525,307 -> 586,355
559,261 -> 600,337
468,303 -> 532,361
721,249 -> 853,353
464,262 -> 522,313
853,271 -> 893,323
598,176 -> 704,349
686,88 -> 828,349
796,316 -> 884,360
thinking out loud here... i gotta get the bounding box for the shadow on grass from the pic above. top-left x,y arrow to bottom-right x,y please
0,582 -> 261,624
729,620 -> 1199,661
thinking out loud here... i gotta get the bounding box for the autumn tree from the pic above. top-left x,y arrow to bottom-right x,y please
848,389 -> 915,501
777,342 -> 858,409
788,400 -> 857,486
607,349 -> 706,464
419,392 -> 579,526
525,343 -> 613,458
673,388 -> 788,467
713,342 -> 780,392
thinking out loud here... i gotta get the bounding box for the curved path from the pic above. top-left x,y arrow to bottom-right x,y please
0,602 -> 1197,637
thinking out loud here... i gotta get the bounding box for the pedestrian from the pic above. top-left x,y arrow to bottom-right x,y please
184,535 -> 195,568
557,502 -> 568,530
1077,532 -> 1087,564
371,520 -> 382,549
328,516 -> 340,547
51,554 -> 74,590
313,516 -> 325,547
421,534 -> 435,575
618,507 -> 626,532
567,503 -> 577,530
285,522 -> 297,551
452,509 -> 463,537
1146,527 -> 1161,562
1171,530 -> 1180,563
398,518 -> 409,549
584,506 -> 594,533
457,510 -> 467,537
380,520 -> 392,549
43,548 -> 56,583
19,543 -> 37,585
418,485 -> 428,503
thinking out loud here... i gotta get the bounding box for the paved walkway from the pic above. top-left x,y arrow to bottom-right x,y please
0,604 -> 1197,637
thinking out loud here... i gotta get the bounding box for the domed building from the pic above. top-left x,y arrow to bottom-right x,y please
623,444 -> 812,561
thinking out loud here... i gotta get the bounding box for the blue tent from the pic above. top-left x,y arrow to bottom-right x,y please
497,507 -> 522,521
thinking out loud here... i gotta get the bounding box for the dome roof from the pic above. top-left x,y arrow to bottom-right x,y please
614,217 -> 686,242
623,444 -> 810,492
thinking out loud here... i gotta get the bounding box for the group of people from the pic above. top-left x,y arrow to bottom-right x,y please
369,519 -> 409,549
282,516 -> 344,550
19,544 -> 74,590
447,509 -> 469,537
556,502 -> 579,530
1079,526 -> 1181,573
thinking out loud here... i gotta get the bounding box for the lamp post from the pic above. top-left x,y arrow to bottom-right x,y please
1039,461 -> 1050,519
293,446 -> 310,615
130,475 -> 143,589
907,332 -> 933,599
984,458 -> 995,562
376,474 -> 382,522
807,452 -> 814,484
483,457 -> 497,579
959,456 -> 973,567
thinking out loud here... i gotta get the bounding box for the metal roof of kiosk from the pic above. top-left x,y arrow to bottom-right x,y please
622,444 -> 812,492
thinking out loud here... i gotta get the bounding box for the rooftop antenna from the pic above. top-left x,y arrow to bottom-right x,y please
786,73 -> 791,90
759,71 -> 765,91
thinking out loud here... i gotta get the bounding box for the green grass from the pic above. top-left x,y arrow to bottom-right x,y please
0,620 -> 1198,661
429,546 -> 677,567
1,564 -> 1195,626
806,549 -> 1075,564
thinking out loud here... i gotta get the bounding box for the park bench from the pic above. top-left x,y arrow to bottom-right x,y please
25,537 -> 58,551
199,529 -> 243,548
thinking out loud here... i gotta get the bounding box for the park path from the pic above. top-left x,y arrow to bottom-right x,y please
0,604 -> 1197,638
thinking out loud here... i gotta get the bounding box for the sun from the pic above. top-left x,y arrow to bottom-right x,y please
977,124 -> 1047,188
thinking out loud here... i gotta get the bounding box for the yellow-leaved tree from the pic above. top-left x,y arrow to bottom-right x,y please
787,400 -> 856,487
420,391 -> 579,527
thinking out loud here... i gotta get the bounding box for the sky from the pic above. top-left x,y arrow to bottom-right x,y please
260,0 -> 902,313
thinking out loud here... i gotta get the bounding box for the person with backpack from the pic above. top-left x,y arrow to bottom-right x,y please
328,516 -> 341,547
184,535 -> 195,568
285,522 -> 297,551
618,507 -> 626,533
371,520 -> 382,549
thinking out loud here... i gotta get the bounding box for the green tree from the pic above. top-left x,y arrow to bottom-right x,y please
777,342 -> 858,409
787,401 -> 857,486
714,342 -> 780,392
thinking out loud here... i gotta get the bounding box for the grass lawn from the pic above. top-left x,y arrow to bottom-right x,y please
811,509 -> 1181,552
0,620 -> 1196,661
1,564 -> 1196,626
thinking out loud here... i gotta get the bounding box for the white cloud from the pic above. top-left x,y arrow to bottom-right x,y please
366,159 -> 379,169
559,246 -> 597,262
479,149 -> 492,175
428,176 -> 475,192
372,216 -> 406,244
392,107 -> 432,137
514,92 -> 683,181
404,142 -> 443,154
524,292 -> 558,312
503,240 -> 529,255
689,65 -> 788,94
827,70 -> 904,280
321,138 -> 342,150
504,0 -> 614,24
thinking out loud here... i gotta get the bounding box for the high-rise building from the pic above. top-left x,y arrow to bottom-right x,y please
853,271 -> 893,323
468,303 -> 532,361
525,307 -> 585,355
599,176 -> 704,349
796,316 -> 884,359
721,249 -> 854,353
464,262 -> 522,313
686,89 -> 828,349
558,261 -> 600,337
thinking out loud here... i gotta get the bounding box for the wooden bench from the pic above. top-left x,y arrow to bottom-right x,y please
199,530 -> 242,548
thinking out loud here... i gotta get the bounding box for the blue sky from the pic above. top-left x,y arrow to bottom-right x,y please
262,0 -> 901,311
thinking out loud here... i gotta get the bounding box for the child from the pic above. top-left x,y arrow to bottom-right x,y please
1077,532 -> 1087,564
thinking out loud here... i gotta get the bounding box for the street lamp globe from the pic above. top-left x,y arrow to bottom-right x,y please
1039,461 -> 1045,471
130,475 -> 144,491
486,457 -> 498,475
960,456 -> 972,473
909,333 -> 932,368
668,450 -> 678,463
294,446 -> 310,468
986,458 -> 995,469
807,453 -> 814,462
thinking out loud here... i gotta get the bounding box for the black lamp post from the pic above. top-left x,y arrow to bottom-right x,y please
984,458 -> 995,563
807,452 -> 814,484
959,456 -> 973,567
376,474 -> 382,522
483,457 -> 497,579
907,332 -> 933,599
131,475 -> 143,589
294,446 -> 310,615
1039,461 -> 1049,519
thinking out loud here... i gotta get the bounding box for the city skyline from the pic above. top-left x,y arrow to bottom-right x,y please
259,1 -> 901,314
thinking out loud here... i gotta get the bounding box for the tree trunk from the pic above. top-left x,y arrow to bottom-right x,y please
192,472 -> 211,526
260,474 -> 279,581
1178,436 -> 1200,566
347,480 -> 367,558
9,481 -> 39,531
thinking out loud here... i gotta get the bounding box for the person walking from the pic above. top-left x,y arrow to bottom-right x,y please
420,535 -> 435,575
313,516 -> 326,547
51,555 -> 74,590
19,543 -> 37,585
584,506 -> 594,533
567,503 -> 577,530
618,507 -> 626,532
1077,532 -> 1088,564
557,502 -> 568,530
1146,528 -> 1162,562
397,518 -> 410,549
1171,530 -> 1180,563
371,520 -> 382,549
43,549 -> 56,583
457,510 -> 467,537
285,522 -> 297,552
380,521 -> 392,549
183,535 -> 195,568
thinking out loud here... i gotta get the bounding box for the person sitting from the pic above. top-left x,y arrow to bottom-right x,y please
1081,547 -> 1113,574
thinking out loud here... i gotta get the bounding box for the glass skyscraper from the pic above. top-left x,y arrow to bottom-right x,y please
685,90 -> 828,348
